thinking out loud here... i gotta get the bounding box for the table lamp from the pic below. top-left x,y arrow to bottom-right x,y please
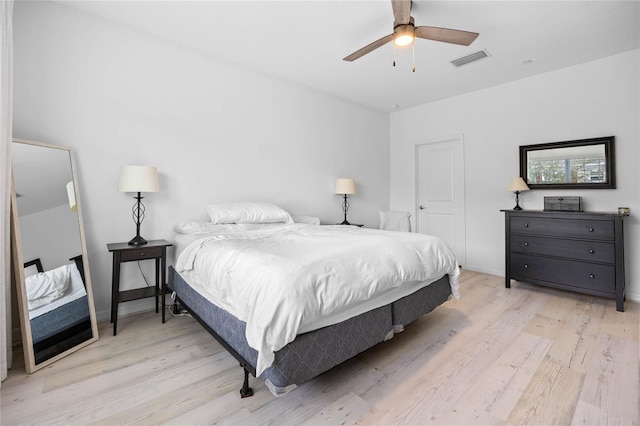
335,178 -> 356,225
508,177 -> 530,210
118,165 -> 159,245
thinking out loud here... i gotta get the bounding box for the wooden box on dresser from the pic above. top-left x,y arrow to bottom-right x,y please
503,210 -> 625,312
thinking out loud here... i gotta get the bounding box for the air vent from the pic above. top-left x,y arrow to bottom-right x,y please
451,49 -> 489,67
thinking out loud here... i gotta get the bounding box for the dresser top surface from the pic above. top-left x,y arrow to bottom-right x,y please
501,209 -> 625,218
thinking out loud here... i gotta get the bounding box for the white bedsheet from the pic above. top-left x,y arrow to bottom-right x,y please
176,224 -> 459,375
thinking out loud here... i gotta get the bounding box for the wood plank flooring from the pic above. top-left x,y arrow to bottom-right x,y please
2,270 -> 638,425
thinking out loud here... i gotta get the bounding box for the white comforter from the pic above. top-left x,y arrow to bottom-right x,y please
176,224 -> 459,375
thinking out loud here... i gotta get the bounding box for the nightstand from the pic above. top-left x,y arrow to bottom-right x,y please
107,239 -> 172,335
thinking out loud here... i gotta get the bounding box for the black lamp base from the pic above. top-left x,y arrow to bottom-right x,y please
339,194 -> 353,226
128,235 -> 148,246
513,191 -> 523,210
128,192 -> 148,246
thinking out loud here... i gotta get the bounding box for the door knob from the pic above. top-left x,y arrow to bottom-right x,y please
419,205 -> 426,210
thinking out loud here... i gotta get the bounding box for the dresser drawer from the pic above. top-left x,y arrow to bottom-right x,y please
510,235 -> 615,263
510,216 -> 614,241
510,253 -> 615,294
120,246 -> 163,261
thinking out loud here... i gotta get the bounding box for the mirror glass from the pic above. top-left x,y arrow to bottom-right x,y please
520,136 -> 615,189
11,139 -> 98,372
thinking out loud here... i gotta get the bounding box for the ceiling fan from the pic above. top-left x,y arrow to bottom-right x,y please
343,0 -> 479,63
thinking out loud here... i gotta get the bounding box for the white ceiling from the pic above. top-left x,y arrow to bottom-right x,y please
57,1 -> 640,112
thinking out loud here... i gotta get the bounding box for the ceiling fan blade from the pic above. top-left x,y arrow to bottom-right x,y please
343,34 -> 393,62
415,26 -> 479,46
391,0 -> 412,25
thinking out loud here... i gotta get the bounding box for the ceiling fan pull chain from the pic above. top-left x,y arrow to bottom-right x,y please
412,44 -> 416,72
393,44 -> 396,67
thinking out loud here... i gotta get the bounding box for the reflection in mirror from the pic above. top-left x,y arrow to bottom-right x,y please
520,136 -> 615,189
10,138 -> 98,373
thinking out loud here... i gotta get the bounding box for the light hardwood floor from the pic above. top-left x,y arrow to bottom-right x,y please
2,270 -> 638,425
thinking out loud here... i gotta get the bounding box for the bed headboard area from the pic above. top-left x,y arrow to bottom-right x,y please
69,255 -> 86,286
24,255 -> 85,285
23,258 -> 44,276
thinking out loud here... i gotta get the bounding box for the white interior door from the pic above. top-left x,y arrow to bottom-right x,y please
415,137 -> 466,266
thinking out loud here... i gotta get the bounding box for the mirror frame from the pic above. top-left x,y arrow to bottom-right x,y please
519,136 -> 615,190
10,138 -> 99,373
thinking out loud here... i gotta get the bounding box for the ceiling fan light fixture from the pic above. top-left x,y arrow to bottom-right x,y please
394,33 -> 414,47
393,24 -> 415,47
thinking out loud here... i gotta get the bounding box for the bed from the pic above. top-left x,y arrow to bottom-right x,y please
167,202 -> 460,397
24,256 -> 92,364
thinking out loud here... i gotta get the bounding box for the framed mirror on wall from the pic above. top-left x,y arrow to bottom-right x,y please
10,138 -> 98,373
520,136 -> 615,189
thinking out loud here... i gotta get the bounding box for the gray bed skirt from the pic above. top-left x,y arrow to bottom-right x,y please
168,267 -> 452,395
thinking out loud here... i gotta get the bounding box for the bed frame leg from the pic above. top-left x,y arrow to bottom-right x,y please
240,366 -> 254,398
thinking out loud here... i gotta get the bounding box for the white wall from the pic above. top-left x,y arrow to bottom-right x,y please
13,1 -> 390,320
18,204 -> 81,271
390,49 -> 640,303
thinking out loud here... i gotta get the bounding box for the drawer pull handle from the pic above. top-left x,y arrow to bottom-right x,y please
588,227 -> 594,232
524,224 -> 529,228
589,274 -> 595,279
589,249 -> 595,254
524,242 -> 529,247
140,252 -> 145,256
524,264 -> 529,269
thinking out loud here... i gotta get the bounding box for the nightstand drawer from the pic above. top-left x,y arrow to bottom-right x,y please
510,235 -> 615,263
120,246 -> 163,261
510,216 -> 614,241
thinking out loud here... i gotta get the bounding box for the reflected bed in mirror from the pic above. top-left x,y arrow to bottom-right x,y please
520,136 -> 615,189
10,138 -> 98,373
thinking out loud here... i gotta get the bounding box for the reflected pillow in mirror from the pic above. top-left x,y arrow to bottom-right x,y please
25,264 -> 71,310
206,202 -> 294,224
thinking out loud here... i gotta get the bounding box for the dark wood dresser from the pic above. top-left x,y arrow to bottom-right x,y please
503,210 -> 625,311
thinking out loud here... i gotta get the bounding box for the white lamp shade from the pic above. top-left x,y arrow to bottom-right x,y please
335,178 -> 356,195
118,165 -> 159,193
508,177 -> 530,192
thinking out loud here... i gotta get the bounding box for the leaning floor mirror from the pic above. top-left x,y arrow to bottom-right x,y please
10,138 -> 98,373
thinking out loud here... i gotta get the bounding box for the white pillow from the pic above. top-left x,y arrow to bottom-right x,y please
174,221 -> 248,235
291,215 -> 321,225
25,264 -> 70,309
206,202 -> 293,225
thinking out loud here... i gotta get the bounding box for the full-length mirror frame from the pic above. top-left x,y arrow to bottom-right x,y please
520,136 -> 615,189
10,138 -> 99,373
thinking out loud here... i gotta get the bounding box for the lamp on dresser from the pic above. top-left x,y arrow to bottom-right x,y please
507,177 -> 530,210
118,165 -> 159,246
335,178 -> 356,225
